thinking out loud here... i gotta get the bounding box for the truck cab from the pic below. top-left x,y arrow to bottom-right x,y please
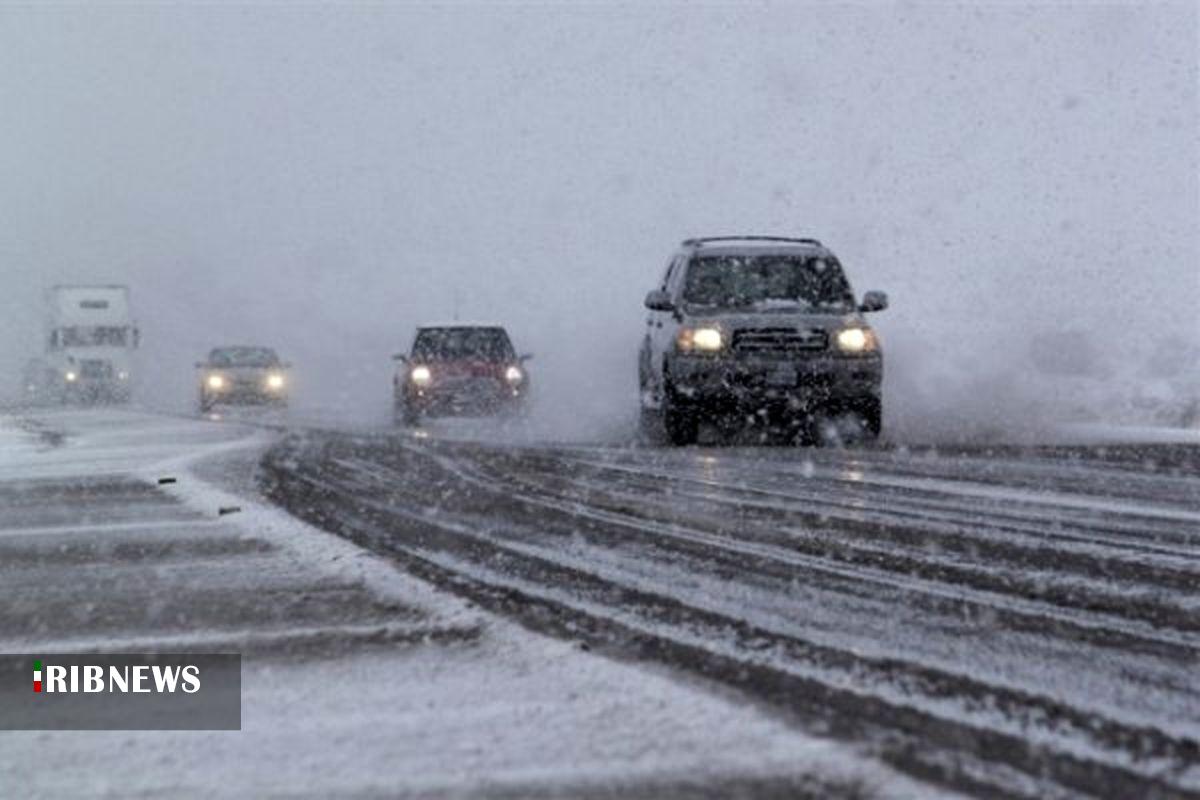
41,285 -> 139,404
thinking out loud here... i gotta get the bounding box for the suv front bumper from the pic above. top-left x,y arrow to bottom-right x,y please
666,353 -> 881,410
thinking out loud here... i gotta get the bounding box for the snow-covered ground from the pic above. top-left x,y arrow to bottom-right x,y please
0,409 -> 935,798
1055,421 -> 1200,445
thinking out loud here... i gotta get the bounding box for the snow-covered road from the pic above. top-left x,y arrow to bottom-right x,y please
0,409 -> 932,799
263,425 -> 1200,798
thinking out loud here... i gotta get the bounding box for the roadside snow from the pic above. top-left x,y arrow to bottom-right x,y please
1056,422 -> 1200,445
0,408 -> 943,799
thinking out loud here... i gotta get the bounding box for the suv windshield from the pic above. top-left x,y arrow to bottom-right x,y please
208,347 -> 280,367
412,328 -> 515,362
682,255 -> 855,313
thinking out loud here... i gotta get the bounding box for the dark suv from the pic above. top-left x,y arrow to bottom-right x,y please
638,236 -> 888,445
394,325 -> 531,425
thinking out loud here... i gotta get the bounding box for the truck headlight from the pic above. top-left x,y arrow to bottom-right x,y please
266,373 -> 285,390
64,371 -> 78,383
410,366 -> 432,386
207,374 -> 226,390
836,327 -> 877,354
504,366 -> 524,385
677,326 -> 724,353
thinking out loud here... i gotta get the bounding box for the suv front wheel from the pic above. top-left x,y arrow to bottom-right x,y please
662,391 -> 699,446
396,402 -> 421,427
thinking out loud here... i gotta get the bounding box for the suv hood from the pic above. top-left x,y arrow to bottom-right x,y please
686,310 -> 866,332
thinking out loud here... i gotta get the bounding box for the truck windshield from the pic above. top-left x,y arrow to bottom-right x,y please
683,255 -> 855,313
412,328 -> 515,362
58,326 -> 128,347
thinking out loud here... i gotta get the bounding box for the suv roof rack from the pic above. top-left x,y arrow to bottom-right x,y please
681,235 -> 823,248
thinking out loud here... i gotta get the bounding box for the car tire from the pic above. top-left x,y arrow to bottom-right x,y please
637,406 -> 666,446
398,405 -> 420,427
662,396 -> 699,446
858,397 -> 882,440
812,400 -> 880,447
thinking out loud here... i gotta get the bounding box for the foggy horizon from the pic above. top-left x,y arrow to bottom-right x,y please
3,2 -> 1197,441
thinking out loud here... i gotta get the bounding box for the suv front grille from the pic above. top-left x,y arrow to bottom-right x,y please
732,327 -> 827,354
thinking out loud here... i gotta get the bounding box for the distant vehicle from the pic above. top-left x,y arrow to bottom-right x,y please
639,236 -> 888,445
28,285 -> 139,405
196,346 -> 290,412
394,324 -> 531,425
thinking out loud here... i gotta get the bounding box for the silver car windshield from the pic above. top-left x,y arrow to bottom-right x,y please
208,347 -> 280,368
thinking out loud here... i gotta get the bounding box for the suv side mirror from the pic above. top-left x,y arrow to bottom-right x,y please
194,361 -> 207,369
859,290 -> 888,313
644,290 -> 675,312
518,353 -> 534,363
392,354 -> 409,363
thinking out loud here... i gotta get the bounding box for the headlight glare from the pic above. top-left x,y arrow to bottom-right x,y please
504,366 -> 523,384
836,327 -> 876,353
410,366 -> 432,386
65,371 -> 78,383
207,374 -> 225,390
266,373 -> 285,390
677,326 -> 724,353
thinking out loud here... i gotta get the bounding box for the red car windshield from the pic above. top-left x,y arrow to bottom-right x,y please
412,328 -> 515,362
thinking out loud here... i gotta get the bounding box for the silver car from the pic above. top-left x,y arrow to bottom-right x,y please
196,346 -> 291,412
638,236 -> 888,445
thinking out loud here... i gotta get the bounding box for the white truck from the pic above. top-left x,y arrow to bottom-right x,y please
24,285 -> 139,405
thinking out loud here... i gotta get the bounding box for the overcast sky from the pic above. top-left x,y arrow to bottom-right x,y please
1,3 -> 1196,438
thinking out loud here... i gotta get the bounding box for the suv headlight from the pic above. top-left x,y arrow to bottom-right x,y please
836,327 -> 878,354
677,326 -> 725,354
504,366 -> 524,384
266,373 -> 286,390
410,365 -> 432,386
206,374 -> 225,390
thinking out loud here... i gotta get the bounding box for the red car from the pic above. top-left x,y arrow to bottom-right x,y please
394,325 -> 531,425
